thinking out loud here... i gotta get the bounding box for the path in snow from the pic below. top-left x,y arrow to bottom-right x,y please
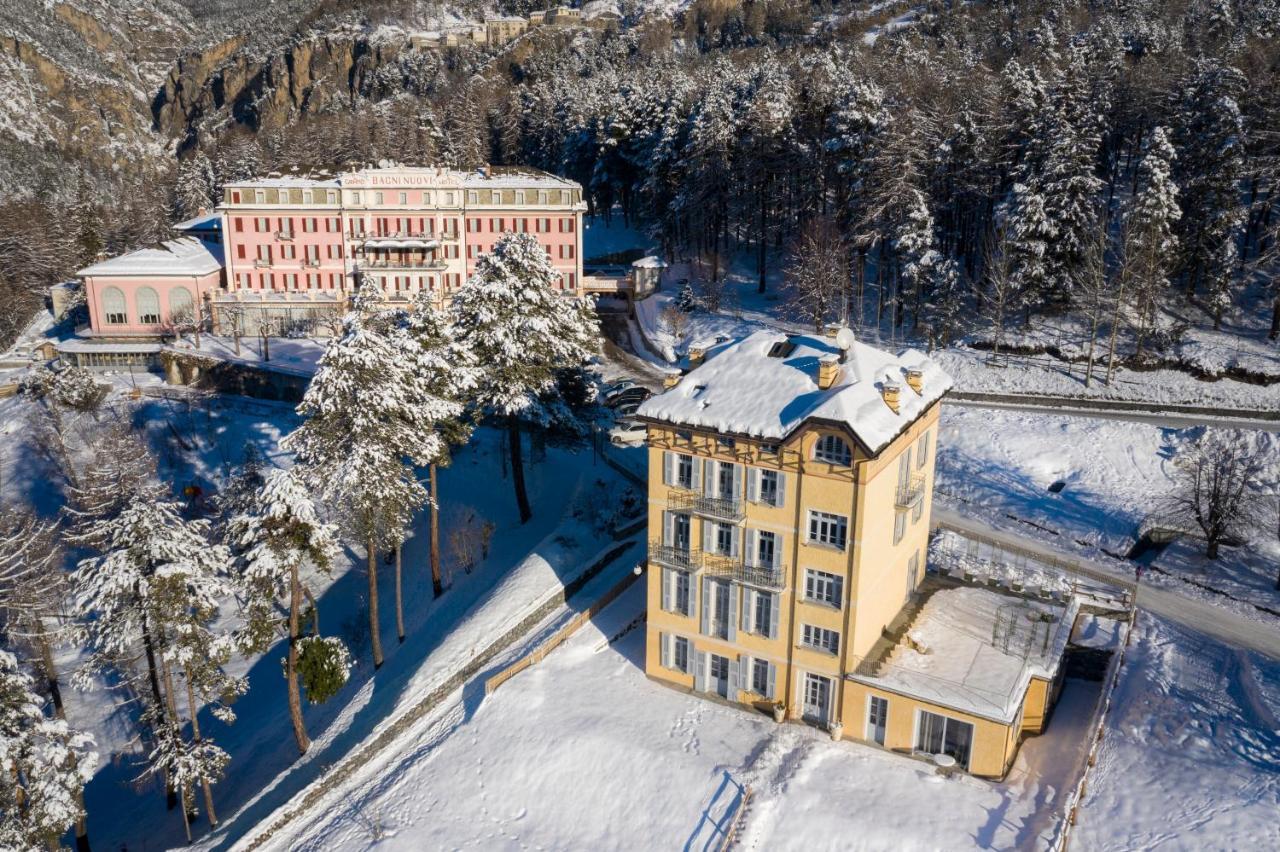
937,508 -> 1280,660
946,394 -> 1280,432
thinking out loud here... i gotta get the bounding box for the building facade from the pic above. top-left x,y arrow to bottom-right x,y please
636,330 -> 1070,778
74,165 -> 587,342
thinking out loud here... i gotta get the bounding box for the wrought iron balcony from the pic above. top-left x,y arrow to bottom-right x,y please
275,231 -> 294,241
668,491 -> 744,523
648,542 -> 699,572
895,474 -> 927,511
702,553 -> 785,590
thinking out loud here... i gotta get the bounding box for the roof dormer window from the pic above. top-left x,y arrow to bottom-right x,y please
814,434 -> 852,466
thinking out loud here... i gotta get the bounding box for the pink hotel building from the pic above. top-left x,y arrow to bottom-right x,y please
74,165 -> 587,343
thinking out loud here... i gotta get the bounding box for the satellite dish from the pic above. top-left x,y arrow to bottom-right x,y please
835,327 -> 856,352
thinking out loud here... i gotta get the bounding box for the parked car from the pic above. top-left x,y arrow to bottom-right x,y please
609,419 -> 647,446
606,386 -> 652,408
614,400 -> 642,419
603,379 -> 638,400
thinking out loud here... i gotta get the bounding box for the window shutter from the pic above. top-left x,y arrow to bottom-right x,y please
744,529 -> 758,567
727,655 -> 740,699
704,520 -> 717,553
703,460 -> 716,497
766,662 -> 777,700
740,656 -> 752,692
660,633 -> 672,668
693,457 -> 703,489
663,451 -> 675,485
661,568 -> 673,612
742,588 -> 755,632
662,511 -> 673,546
694,651 -> 707,693
730,526 -> 741,559
772,534 -> 783,569
732,464 -> 743,499
747,468 -> 760,502
776,472 -> 786,508
726,584 -> 738,643
700,578 -> 711,635
768,593 -> 780,639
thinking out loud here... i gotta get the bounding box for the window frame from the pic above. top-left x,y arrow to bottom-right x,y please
813,434 -> 853,466
801,623 -> 840,655
807,510 -> 848,551
804,568 -> 843,608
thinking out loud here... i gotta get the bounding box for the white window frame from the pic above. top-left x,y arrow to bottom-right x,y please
813,434 -> 852,466
804,568 -> 843,608
801,624 -> 840,655
867,694 -> 889,746
808,510 -> 848,550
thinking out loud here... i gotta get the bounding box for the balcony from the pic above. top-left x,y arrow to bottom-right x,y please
275,231 -> 294,241
668,491 -> 744,523
252,259 -> 272,268
648,542 -> 699,572
302,258 -> 321,268
895,474 -> 926,511
704,554 -> 785,590
359,258 -> 448,271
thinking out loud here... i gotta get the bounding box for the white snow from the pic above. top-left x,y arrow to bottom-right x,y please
75,237 -> 223,277
637,329 -> 951,453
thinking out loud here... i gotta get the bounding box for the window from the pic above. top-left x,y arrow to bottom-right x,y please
915,711 -> 974,769
801,624 -> 840,655
814,434 -> 852,465
102,287 -> 127,324
664,512 -> 691,551
708,653 -> 731,697
705,578 -> 732,640
868,696 -> 889,746
660,634 -> 691,673
752,590 -> 774,636
136,287 -> 160,324
398,191 -> 407,205
662,568 -> 693,616
752,469 -> 781,507
352,192 -> 362,204
374,192 -> 384,205
808,511 -> 848,550
750,658 -> 773,698
907,552 -> 920,596
716,435 -> 735,450
713,522 -> 735,557
804,569 -> 843,607
917,431 -> 930,468
893,511 -> 907,545
169,287 -> 193,320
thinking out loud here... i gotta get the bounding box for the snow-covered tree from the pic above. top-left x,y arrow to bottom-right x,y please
449,233 -> 599,524
1002,182 -> 1054,321
1166,429 -> 1271,560
284,287 -> 440,668
0,650 -> 96,852
895,189 -> 940,326
1124,127 -> 1181,356
174,152 -> 217,221
230,467 -> 341,754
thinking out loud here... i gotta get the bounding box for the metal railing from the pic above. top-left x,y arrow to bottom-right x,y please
703,555 -> 785,590
275,230 -> 294,240
669,491 -> 745,522
358,259 -> 447,270
648,542 -> 698,571
253,259 -> 271,268
895,474 -> 926,510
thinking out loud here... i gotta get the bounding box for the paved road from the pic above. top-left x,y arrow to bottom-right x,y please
945,395 -> 1280,432
935,508 -> 1280,660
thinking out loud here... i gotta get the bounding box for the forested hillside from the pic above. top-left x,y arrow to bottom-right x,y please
2,0 -> 1278,359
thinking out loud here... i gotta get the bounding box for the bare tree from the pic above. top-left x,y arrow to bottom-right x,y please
1166,429 -> 1269,560
781,217 -> 849,331
659,303 -> 690,351
980,232 -> 1017,360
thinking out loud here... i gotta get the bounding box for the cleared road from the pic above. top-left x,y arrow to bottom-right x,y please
935,508 -> 1280,660
945,395 -> 1280,432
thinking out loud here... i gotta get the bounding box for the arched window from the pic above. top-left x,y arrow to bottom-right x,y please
813,434 -> 852,466
169,286 -> 193,321
102,287 -> 127,324
136,287 -> 161,324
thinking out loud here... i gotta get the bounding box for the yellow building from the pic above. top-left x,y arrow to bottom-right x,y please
635,329 -> 1073,778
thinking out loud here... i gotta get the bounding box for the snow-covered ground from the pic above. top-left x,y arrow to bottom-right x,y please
936,406 -> 1280,620
276,579 -> 1104,851
1074,612 -> 1280,850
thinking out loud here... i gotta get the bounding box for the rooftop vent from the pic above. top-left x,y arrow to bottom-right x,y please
689,347 -> 706,367
905,366 -> 924,394
767,339 -> 797,359
881,378 -> 901,414
663,373 -> 680,389
818,356 -> 841,390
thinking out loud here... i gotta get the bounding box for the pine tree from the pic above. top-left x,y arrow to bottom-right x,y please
1002,181 -> 1055,322
230,468 -> 340,755
449,233 -> 599,524
0,650 -> 96,851
1124,126 -> 1181,357
174,152 -> 217,220
284,287 -> 439,668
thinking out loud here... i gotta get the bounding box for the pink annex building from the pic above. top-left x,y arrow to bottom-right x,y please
73,165 -> 587,344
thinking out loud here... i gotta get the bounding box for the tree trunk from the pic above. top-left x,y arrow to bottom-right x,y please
429,464 -> 443,598
1084,302 -> 1100,388
394,542 -> 405,644
1269,294 -> 1279,341
38,626 -> 91,851
139,605 -> 178,811
287,565 -> 310,754
366,537 -> 384,669
184,669 -> 218,828
1207,537 -> 1220,560
508,418 -> 532,524
158,657 -> 192,843
303,585 -> 321,636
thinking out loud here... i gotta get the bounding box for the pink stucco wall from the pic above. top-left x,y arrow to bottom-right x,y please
85,272 -> 222,336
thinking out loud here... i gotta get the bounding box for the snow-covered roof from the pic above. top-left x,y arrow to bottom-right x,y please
636,330 -> 952,454
76,238 -> 224,278
171,212 -> 221,232
464,167 -> 579,189
57,339 -> 162,354
229,176 -> 341,188
632,255 -> 668,269
852,587 -> 1079,725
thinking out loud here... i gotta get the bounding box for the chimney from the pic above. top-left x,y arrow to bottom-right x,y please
663,373 -> 681,389
688,347 -> 706,368
905,367 -> 924,394
881,380 -> 901,414
818,355 -> 841,390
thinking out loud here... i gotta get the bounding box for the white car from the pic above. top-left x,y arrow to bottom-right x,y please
609,419 -> 647,446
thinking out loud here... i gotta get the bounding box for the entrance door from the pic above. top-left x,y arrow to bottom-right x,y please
867,696 -> 888,746
802,673 -> 831,723
709,653 -> 731,699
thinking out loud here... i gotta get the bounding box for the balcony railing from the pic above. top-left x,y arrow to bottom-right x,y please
302,258 -> 321,268
275,231 -> 294,241
359,259 -> 448,270
649,542 -> 698,572
895,474 -> 926,511
707,556 -> 785,589
253,259 -> 272,268
668,491 -> 744,523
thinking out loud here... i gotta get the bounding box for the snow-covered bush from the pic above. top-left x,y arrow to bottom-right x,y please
20,366 -> 105,412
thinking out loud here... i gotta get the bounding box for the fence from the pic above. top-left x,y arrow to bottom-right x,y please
1046,608 -> 1137,851
485,563 -> 646,696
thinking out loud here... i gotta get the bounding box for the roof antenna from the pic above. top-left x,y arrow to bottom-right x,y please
834,327 -> 856,364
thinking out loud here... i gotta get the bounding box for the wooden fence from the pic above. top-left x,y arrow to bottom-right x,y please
485,563 -> 646,695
